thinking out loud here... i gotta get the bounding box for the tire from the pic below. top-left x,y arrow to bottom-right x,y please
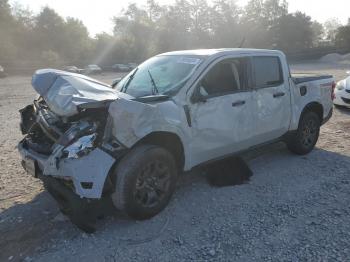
286,111 -> 320,155
111,144 -> 178,220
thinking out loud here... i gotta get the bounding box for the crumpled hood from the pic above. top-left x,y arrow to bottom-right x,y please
32,69 -> 131,116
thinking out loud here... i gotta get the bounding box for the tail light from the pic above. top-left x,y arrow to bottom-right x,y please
331,82 -> 336,100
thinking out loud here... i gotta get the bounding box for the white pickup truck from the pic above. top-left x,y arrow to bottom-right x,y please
18,49 -> 334,229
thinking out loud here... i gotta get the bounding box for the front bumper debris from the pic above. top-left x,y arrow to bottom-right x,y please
18,137 -> 116,199
40,174 -> 116,233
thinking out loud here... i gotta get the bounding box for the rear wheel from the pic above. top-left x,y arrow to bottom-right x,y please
111,145 -> 178,220
287,111 -> 320,155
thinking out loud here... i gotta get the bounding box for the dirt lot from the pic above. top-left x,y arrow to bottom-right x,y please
1,63 -> 350,261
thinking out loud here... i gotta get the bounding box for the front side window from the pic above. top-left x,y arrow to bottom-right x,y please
116,55 -> 203,97
252,56 -> 283,88
199,58 -> 248,97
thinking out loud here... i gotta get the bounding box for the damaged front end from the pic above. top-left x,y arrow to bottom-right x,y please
18,70 -> 127,200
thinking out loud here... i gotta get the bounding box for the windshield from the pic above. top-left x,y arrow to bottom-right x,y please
116,55 -> 203,97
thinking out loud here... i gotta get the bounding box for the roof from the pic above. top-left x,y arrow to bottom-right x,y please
158,48 -> 284,57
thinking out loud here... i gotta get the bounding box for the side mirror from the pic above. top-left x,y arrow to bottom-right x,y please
111,77 -> 122,88
191,83 -> 207,103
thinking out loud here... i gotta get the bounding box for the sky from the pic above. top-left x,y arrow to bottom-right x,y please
10,0 -> 350,36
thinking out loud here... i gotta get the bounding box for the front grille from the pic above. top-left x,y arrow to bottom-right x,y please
341,97 -> 350,104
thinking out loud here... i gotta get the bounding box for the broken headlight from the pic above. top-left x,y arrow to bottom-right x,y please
62,134 -> 97,159
57,121 -> 97,146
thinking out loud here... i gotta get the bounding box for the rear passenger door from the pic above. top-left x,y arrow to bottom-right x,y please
251,56 -> 291,143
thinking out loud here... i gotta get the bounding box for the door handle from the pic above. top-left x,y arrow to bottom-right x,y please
232,100 -> 246,107
273,92 -> 285,98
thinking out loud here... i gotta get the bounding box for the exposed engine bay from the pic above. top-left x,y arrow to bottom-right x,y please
17,70 -> 128,199
18,69 -> 181,201
19,95 -> 119,198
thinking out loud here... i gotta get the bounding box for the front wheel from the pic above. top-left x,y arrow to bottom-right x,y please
111,145 -> 178,220
286,111 -> 320,155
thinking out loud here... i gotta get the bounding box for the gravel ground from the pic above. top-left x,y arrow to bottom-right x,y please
0,63 -> 350,262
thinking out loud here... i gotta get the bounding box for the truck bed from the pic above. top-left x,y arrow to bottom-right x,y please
292,73 -> 333,85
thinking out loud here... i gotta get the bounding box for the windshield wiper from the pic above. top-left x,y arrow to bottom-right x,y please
121,67 -> 138,93
133,94 -> 170,103
147,70 -> 159,95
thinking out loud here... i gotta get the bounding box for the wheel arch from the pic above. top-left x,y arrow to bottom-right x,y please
300,102 -> 323,123
133,131 -> 185,172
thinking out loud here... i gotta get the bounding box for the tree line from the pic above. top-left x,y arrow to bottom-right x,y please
1,0 -> 350,70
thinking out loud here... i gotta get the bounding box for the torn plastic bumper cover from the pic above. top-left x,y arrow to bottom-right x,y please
40,173 -> 116,233
18,134 -> 116,199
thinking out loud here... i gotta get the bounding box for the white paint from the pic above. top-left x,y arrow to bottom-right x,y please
334,76 -> 350,107
108,49 -> 334,171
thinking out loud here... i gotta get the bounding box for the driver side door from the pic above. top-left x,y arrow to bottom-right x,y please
188,57 -> 256,167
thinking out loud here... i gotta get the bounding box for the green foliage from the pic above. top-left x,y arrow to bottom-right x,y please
40,50 -> 62,66
273,12 -> 314,52
0,0 -> 345,69
0,0 -> 17,62
324,18 -> 341,42
335,26 -> 350,48
0,0 -> 12,22
311,21 -> 324,45
0,3 -> 91,68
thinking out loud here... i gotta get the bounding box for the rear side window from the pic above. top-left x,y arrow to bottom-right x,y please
252,56 -> 283,88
